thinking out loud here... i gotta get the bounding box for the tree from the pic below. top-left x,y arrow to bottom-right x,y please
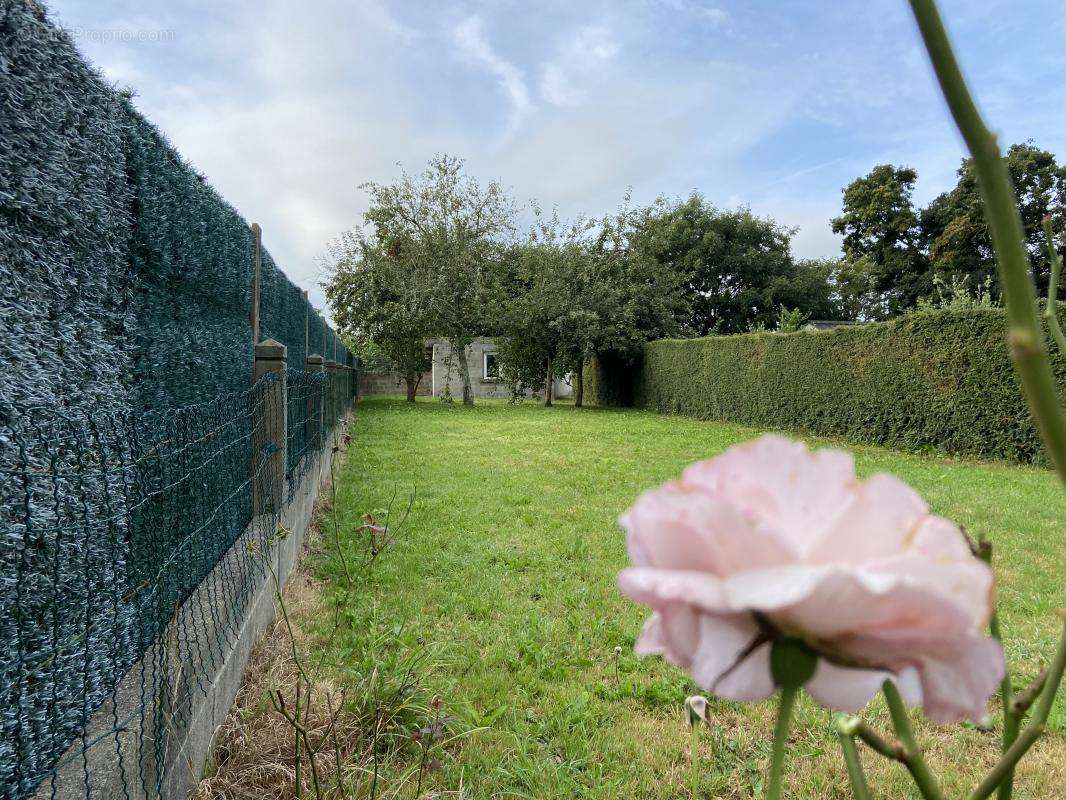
832,144 -> 1066,318
766,259 -> 842,322
325,235 -> 431,402
358,155 -> 514,405
828,255 -> 887,321
496,196 -> 690,407
922,142 -> 1066,297
633,193 -> 832,334
494,210 -> 593,406
830,165 -> 930,318
596,197 -> 692,349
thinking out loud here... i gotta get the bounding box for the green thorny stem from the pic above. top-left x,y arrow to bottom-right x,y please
969,619 -> 1066,800
882,681 -> 946,800
977,543 -> 1017,800
907,0 -> 1066,481
690,722 -> 700,799
766,686 -> 798,800
835,727 -> 873,800
1041,217 -> 1066,353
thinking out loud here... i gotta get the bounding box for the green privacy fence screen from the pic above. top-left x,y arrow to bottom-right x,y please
0,0 -> 352,419
0,2 -> 357,797
1,368 -> 354,799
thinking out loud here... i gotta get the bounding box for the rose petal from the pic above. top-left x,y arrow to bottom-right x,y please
688,613 -> 765,692
805,661 -> 925,713
722,564 -> 977,641
805,660 -> 888,712
682,436 -> 857,550
865,554 -> 994,629
806,473 -> 928,564
908,515 -> 975,560
843,631 -> 1005,723
634,613 -> 668,656
714,641 -> 775,702
617,567 -> 726,613
620,481 -> 792,575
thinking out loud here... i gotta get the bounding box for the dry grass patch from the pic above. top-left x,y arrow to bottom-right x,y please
196,468 -> 457,799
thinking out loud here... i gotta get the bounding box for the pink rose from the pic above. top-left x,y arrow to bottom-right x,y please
617,435 -> 1004,723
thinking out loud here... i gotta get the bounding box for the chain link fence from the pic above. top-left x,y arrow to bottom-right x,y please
1,366 -> 356,800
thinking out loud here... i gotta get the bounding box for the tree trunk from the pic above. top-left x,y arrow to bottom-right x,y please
452,339 -> 474,405
574,360 -> 584,408
405,372 -> 417,402
545,356 -> 553,407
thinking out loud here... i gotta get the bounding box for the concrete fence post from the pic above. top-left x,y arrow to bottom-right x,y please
325,360 -> 342,431
305,353 -> 325,450
252,339 -> 287,516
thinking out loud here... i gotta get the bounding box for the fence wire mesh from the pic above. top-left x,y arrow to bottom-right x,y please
0,367 -> 355,800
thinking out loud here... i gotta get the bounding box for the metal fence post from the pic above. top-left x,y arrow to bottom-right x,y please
305,353 -> 324,451
250,223 -> 262,344
252,339 -> 287,516
302,289 -> 310,362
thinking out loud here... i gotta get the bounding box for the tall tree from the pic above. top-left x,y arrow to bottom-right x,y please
595,197 -> 692,348
496,197 -> 690,406
830,165 -> 930,318
493,212 -> 585,406
359,155 -> 514,405
633,193 -> 832,333
766,258 -> 842,322
922,142 -> 1066,297
325,234 -> 431,402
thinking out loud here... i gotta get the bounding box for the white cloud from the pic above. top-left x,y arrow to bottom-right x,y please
452,15 -> 532,136
702,8 -> 730,27
654,0 -> 730,28
45,0 -> 1066,310
539,24 -> 619,107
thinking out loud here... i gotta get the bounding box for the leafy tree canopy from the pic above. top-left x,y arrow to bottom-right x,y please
494,197 -> 691,405
830,164 -> 929,318
922,142 -> 1066,296
834,143 -> 1066,319
633,193 -> 839,334
325,233 -> 432,401
330,154 -> 515,404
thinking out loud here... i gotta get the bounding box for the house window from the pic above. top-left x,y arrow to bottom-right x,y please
483,351 -> 499,380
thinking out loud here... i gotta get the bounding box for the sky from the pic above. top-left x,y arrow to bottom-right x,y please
48,0 -> 1066,312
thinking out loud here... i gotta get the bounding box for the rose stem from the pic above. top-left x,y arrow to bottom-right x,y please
836,730 -> 873,800
969,620 -> 1066,800
690,721 -> 700,799
881,681 -> 945,800
766,685 -> 798,800
1041,217 -> 1066,353
906,0 -> 1066,480
977,544 -> 1017,800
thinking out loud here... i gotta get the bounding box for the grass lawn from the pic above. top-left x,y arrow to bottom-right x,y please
320,397 -> 1064,799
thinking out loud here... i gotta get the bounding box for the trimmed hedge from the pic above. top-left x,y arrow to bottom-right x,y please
585,308 -> 1066,463
582,350 -> 638,408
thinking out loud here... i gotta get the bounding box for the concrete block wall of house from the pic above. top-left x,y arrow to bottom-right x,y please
359,371 -> 432,397
429,337 -> 572,400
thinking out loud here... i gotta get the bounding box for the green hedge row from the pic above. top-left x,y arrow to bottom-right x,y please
585,308 -> 1066,463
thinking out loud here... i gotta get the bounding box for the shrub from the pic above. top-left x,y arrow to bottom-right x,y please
585,307 -> 1066,463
